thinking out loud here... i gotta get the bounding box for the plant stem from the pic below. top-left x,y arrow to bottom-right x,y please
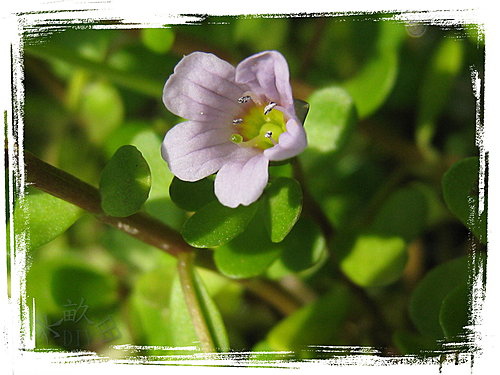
177,252 -> 216,353
21,149 -> 301,316
24,150 -> 193,258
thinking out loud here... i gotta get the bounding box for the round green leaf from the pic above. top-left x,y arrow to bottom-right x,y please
27,256 -> 119,316
181,200 -> 259,248
416,38 -> 464,153
80,80 -> 124,144
267,217 -> 326,278
303,86 -> 357,154
442,157 -> 486,243
214,217 -> 282,279
99,145 -> 151,217
169,177 -> 216,212
371,186 -> 428,242
141,28 -> 175,54
344,51 -> 398,119
267,284 -> 350,351
409,256 -> 468,339
439,283 -> 470,339
262,177 -> 302,243
12,187 -> 83,250
339,234 -> 407,287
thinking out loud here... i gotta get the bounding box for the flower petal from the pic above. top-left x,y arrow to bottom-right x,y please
163,52 -> 244,121
215,149 -> 269,208
161,121 -> 237,181
235,50 -> 294,109
264,117 -> 307,161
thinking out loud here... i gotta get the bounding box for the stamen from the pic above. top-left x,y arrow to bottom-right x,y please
238,95 -> 251,104
264,131 -> 277,145
232,118 -> 243,125
264,102 -> 277,115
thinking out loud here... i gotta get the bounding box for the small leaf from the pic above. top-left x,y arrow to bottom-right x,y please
344,51 -> 398,119
293,99 -> 310,124
169,177 -> 216,212
262,177 -> 302,243
409,256 -> 468,339
141,28 -> 175,54
339,234 -> 407,287
169,269 -> 230,351
442,157 -> 486,243
303,86 -> 357,154
267,217 -> 326,278
80,80 -> 124,144
234,18 -> 289,51
416,38 -> 464,153
370,186 -> 428,242
393,330 -> 439,355
181,200 -> 259,248
214,217 -> 282,279
27,256 -> 119,316
99,145 -> 151,217
12,187 -> 83,250
439,283 -> 470,339
267,284 -> 350,351
339,186 -> 428,287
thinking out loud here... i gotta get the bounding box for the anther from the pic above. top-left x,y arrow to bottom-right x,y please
232,118 -> 243,125
264,102 -> 277,115
264,131 -> 277,145
238,95 -> 251,104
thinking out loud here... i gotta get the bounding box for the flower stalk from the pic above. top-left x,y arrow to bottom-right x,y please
177,252 -> 217,353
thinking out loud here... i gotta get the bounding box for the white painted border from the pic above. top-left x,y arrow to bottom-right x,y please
1,1 -> 498,374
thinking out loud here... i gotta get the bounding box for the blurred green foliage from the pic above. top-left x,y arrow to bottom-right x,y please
14,13 -> 486,359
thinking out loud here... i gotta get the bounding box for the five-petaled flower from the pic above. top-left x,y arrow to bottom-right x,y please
161,50 -> 307,208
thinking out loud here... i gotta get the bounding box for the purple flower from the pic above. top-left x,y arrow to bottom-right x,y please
161,50 -> 307,208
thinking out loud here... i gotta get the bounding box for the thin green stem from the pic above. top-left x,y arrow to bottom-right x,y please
177,252 -> 216,353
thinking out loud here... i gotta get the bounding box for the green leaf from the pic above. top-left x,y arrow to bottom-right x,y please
439,283 -> 469,339
99,145 -> 151,217
267,217 -> 326,279
169,177 -> 216,212
392,330 -> 439,355
370,186 -> 428,242
214,217 -> 282,279
339,234 -> 407,287
26,44 -> 163,98
344,51 -> 398,119
80,80 -> 124,144
234,17 -> 289,51
409,256 -> 468,339
27,256 -> 119,316
181,200 -> 259,248
339,186 -> 428,287
141,28 -> 175,54
50,263 -> 119,309
416,38 -> 464,154
303,86 -> 357,154
262,177 -> 302,243
128,259 -> 177,346
267,284 -> 350,351
12,187 -> 83,250
293,99 -> 310,125
169,269 -> 230,351
442,157 -> 486,243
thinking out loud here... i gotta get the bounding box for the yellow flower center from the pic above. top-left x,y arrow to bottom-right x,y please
230,104 -> 286,150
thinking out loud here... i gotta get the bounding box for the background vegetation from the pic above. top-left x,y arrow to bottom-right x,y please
10,14 -> 486,360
